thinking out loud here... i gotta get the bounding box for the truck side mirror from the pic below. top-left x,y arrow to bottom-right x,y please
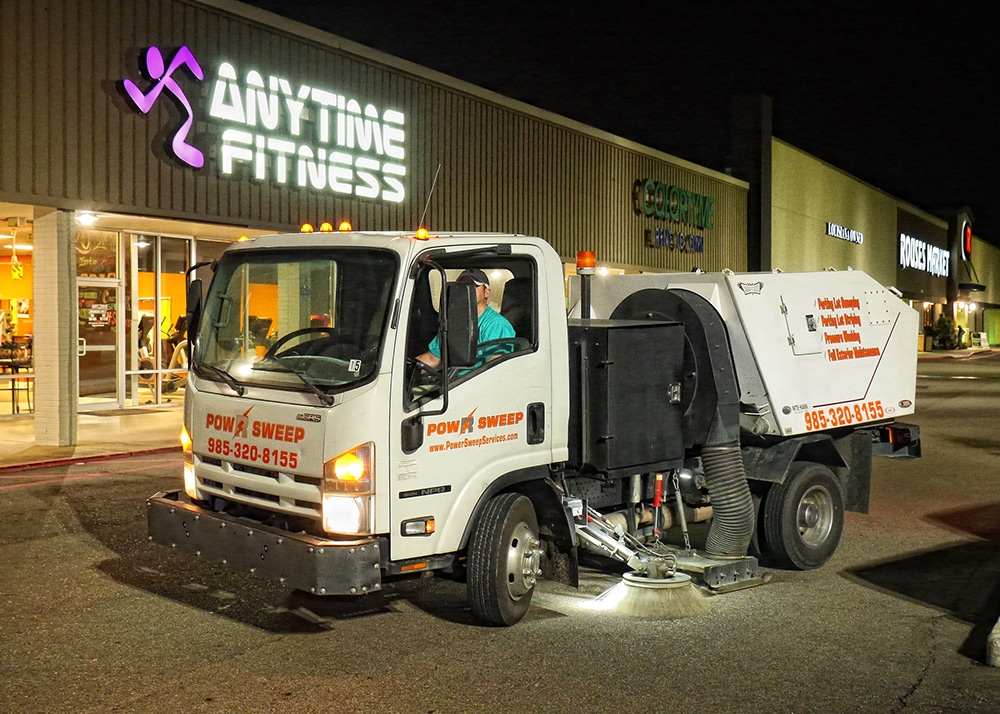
446,281 -> 479,367
185,278 -> 203,365
401,414 -> 423,453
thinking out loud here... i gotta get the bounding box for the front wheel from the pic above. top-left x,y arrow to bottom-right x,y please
759,461 -> 844,570
467,493 -> 542,626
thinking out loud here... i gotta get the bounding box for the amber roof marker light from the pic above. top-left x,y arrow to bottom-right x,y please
576,250 -> 596,318
576,250 -> 597,275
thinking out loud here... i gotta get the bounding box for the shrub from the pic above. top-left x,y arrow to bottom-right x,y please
932,314 -> 957,350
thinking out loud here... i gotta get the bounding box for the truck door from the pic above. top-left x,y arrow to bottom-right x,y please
387,245 -> 554,562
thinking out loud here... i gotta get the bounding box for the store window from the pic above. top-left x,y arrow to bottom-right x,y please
126,234 -> 190,406
0,225 -> 33,416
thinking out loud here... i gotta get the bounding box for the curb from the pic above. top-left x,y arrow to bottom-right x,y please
0,445 -> 181,474
917,350 -> 998,362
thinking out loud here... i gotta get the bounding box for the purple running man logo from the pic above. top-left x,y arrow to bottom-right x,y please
122,46 -> 205,168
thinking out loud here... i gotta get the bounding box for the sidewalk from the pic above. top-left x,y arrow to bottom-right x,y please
0,407 -> 182,472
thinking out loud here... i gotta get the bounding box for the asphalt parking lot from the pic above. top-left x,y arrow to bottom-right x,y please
1,356 -> 999,712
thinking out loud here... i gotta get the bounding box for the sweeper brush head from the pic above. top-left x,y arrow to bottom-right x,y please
587,571 -> 710,618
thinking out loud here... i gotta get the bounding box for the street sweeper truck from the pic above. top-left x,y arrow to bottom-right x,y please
147,229 -> 921,625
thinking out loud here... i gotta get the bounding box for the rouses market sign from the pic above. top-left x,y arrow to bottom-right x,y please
121,45 -> 407,204
899,232 -> 949,278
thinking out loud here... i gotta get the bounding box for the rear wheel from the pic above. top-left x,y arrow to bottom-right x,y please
760,461 -> 843,570
467,493 -> 542,626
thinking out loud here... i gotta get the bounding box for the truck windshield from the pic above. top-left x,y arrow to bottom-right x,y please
194,248 -> 397,396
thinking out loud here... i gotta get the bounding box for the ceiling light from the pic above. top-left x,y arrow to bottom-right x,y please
76,212 -> 98,226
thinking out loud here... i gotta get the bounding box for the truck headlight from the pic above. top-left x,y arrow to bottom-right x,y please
322,442 -> 374,535
181,424 -> 203,501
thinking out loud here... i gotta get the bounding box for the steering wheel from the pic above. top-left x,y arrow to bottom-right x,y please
264,327 -> 337,360
406,355 -> 440,377
406,355 -> 442,394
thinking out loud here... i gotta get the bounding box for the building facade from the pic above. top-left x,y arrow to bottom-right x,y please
0,0 -> 747,440
731,96 -> 997,352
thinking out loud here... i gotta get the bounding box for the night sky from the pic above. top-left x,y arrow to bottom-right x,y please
241,1 -> 997,243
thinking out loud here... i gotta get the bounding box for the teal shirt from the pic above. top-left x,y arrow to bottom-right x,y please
428,306 -> 515,366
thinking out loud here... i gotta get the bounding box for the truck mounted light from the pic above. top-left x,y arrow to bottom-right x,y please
576,250 -> 596,274
180,425 -> 202,501
402,517 -> 435,536
322,442 -> 375,535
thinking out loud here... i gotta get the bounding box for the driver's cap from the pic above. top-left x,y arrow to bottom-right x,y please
457,268 -> 490,287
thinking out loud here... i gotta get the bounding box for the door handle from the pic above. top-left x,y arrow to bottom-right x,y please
527,402 -> 545,445
78,338 -> 87,357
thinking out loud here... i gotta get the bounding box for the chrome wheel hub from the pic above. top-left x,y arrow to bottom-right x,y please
505,522 -> 543,600
797,485 -> 834,547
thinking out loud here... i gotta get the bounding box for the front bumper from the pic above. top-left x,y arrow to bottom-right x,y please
147,490 -> 382,595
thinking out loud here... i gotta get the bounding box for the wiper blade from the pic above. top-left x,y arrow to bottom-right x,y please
199,364 -> 245,396
252,361 -> 334,406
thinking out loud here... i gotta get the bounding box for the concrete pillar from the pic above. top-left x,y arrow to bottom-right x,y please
32,209 -> 78,445
730,94 -> 773,272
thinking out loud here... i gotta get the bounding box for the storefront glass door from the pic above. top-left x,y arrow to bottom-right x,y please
76,229 -> 124,410
78,281 -> 122,408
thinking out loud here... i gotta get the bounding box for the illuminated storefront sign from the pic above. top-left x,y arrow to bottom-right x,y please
644,227 -> 704,252
826,222 -> 863,245
633,178 -> 712,254
121,46 -> 407,204
122,46 -> 206,168
961,220 -> 973,260
899,232 -> 949,278
633,179 -> 714,228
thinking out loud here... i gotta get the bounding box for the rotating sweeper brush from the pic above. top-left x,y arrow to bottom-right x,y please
574,505 -> 709,618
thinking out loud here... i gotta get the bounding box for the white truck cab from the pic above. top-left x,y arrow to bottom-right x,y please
152,231 -> 569,616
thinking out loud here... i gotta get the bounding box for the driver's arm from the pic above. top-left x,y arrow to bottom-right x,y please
416,351 -> 441,369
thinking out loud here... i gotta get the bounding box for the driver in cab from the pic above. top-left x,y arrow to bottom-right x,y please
416,268 -> 515,371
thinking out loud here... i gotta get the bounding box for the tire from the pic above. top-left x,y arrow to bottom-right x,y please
467,493 -> 542,626
760,461 -> 844,570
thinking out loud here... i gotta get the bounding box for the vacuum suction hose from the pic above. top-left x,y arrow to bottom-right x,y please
702,442 -> 755,557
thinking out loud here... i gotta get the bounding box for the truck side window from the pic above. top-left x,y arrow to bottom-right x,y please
405,260 -> 536,405
499,277 -> 533,342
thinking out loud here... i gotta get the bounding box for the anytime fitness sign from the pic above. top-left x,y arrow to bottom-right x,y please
121,46 -> 407,204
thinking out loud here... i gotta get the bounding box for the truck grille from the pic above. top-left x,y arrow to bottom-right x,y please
194,453 -> 323,518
